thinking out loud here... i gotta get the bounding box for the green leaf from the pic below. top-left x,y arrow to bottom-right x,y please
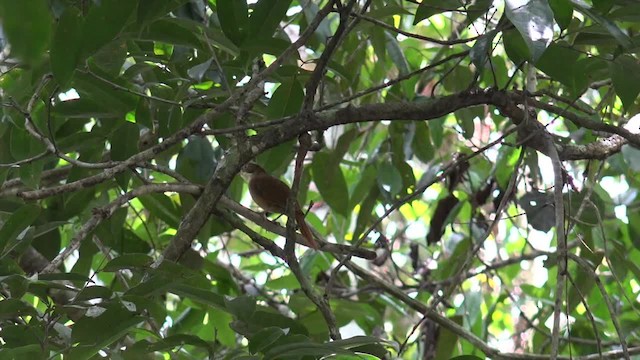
610,55 -> 640,110
267,79 -> 304,119
137,18 -> 204,50
51,8 -> 83,87
413,0 -> 461,24
80,0 -> 139,56
19,159 -> 45,189
71,71 -> 137,117
256,140 -> 296,174
135,98 -> 153,129
549,0 -> 574,30
137,0 -> 190,25
218,0 -> 249,45
443,66 -> 474,93
169,283 -> 227,309
146,334 -> 215,356
312,152 -> 349,218
505,0 -> 554,62
622,144 -> 640,171
0,299 -> 37,320
176,136 -> 217,184
250,311 -> 309,336
385,31 -> 409,76
225,295 -> 256,322
331,335 -> 397,356
535,43 -> 587,94
434,315 -> 462,360
571,0 -> 632,48
249,327 -> 285,354
10,122 -> 45,159
138,193 -> 181,229
265,340 -> 353,359
70,304 -> 143,359
567,245 -> 604,312
470,30 -> 499,70
0,0 -> 51,63
412,122 -> 434,163
0,345 -> 42,358
351,165 -> 378,209
110,122 -> 140,161
377,161 -> 403,198
74,286 -> 114,301
519,191 -> 555,232
0,204 -> 41,256
246,0 -> 293,45
353,186 -> 379,243
53,98 -> 122,118
103,254 -> 153,271
300,0 -> 332,42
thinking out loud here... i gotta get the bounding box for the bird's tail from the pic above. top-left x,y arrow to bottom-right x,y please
295,209 -> 319,249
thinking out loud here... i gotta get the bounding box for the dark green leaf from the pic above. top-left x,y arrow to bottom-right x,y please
225,295 -> 256,322
385,31 -> 409,76
71,71 -> 137,117
137,18 -> 204,50
434,315 -> 462,360
519,191 -> 555,232
0,204 -> 41,256
267,79 -> 304,119
176,136 -> 217,184
146,334 -> 215,355
169,283 -> 226,309
312,152 -> 349,217
80,0 -> 139,56
51,8 -> 83,87
75,286 -> 114,301
351,165 -> 378,209
110,122 -> 140,161
622,144 -> 640,171
71,304 -> 143,357
536,43 -> 587,94
218,0 -> 249,45
0,345 -> 42,358
470,30 -> 499,70
256,140 -> 296,174
137,0 -> 190,25
138,193 -> 181,229
377,161 -> 403,198
265,341 -> 352,359
249,327 -> 285,354
610,55 -> 640,110
414,0 -> 461,24
549,0 -> 574,30
0,299 -> 37,320
135,98 -> 154,129
246,0 -> 292,44
571,0 -> 632,48
353,186 -> 379,243
19,159 -> 45,189
505,0 -> 554,62
103,254 -> 153,271
0,0 -> 51,63
412,122 -> 434,163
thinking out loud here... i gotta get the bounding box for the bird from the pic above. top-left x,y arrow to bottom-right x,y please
242,163 -> 319,249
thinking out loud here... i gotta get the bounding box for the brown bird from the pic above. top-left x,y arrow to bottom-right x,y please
242,163 -> 319,249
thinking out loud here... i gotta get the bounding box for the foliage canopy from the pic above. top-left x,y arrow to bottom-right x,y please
0,0 -> 639,359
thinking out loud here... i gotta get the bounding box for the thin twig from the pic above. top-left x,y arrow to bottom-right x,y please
283,132 -> 341,340
41,183 -> 200,274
